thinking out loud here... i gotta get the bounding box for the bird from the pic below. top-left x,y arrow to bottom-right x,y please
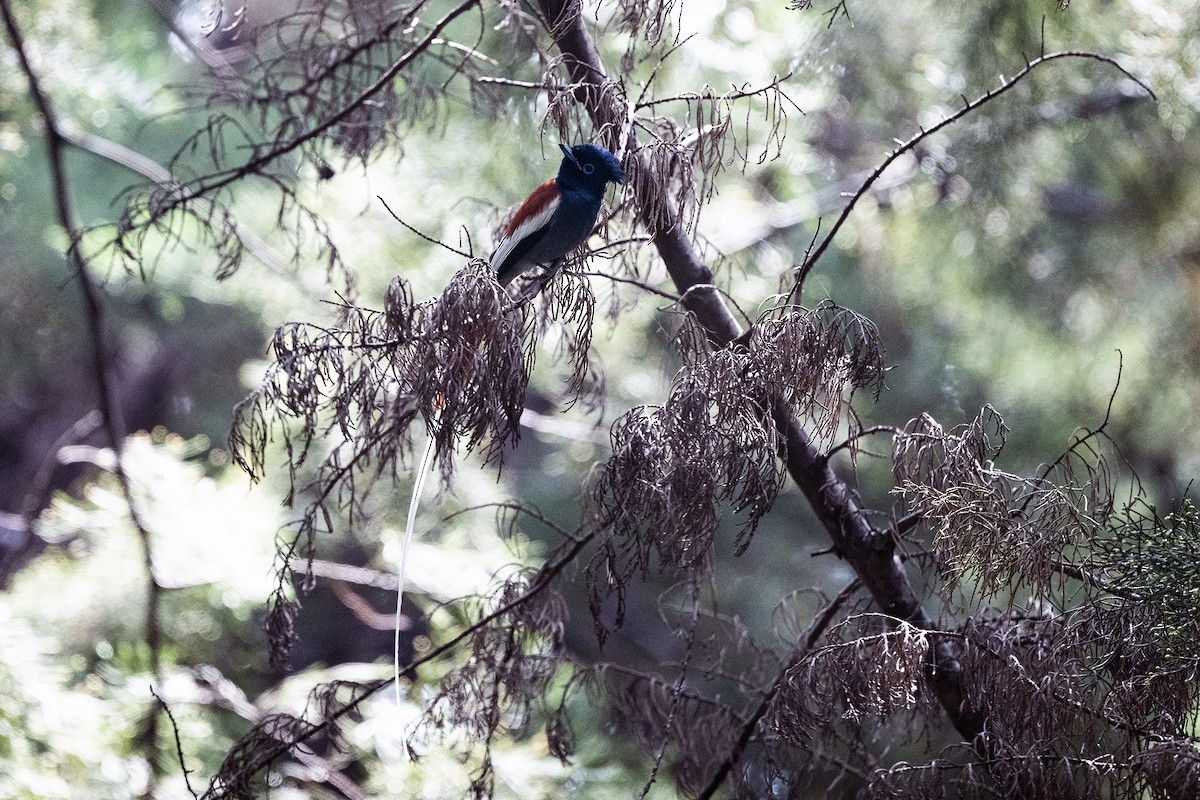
490,143 -> 624,287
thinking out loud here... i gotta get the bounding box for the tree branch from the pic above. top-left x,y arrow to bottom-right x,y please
137,0 -> 483,228
58,121 -> 298,279
204,526 -> 597,794
537,0 -> 987,751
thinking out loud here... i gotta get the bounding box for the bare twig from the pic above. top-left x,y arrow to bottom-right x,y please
696,578 -> 863,799
295,558 -> 402,591
788,51 -> 1155,303
0,411 -> 103,582
826,424 -> 905,459
1017,349 -> 1124,516
635,74 -> 801,112
378,195 -> 473,258
191,667 -> 370,800
577,269 -> 681,301
151,688 -> 200,799
637,586 -> 701,799
520,407 -> 611,444
476,75 -> 559,90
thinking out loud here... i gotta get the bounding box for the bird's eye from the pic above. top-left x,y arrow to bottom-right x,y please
582,163 -> 595,175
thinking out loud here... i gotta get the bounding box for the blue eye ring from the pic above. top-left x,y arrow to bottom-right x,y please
582,163 -> 595,175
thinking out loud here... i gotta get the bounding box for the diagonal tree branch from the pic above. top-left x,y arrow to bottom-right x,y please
202,524 -> 598,796
536,0 -> 987,749
57,121 -> 299,280
148,0 -> 482,221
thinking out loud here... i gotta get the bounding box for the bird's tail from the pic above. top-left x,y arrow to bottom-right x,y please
394,431 -> 436,708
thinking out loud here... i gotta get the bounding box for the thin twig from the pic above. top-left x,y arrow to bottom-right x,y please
635,74 -> 800,112
1017,350 -> 1123,516
151,688 -> 200,799
1048,559 -> 1143,602
294,558 -> 402,591
696,578 -> 863,799
633,33 -> 700,111
788,52 -> 1155,304
475,75 -> 558,90
826,424 -> 904,459
444,500 -> 584,541
638,582 -> 702,800
0,411 -> 103,581
191,667 -> 371,800
377,195 -> 472,258
577,269 -> 680,301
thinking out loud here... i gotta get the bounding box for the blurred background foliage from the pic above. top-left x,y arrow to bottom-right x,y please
1,0 -> 1198,796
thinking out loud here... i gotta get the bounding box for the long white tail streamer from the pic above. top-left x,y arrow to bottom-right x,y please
395,433 -> 436,707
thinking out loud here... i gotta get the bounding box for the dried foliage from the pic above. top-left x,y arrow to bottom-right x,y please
855,591 -> 1200,800
623,73 -> 797,240
612,0 -> 679,44
847,502 -> 1200,800
414,574 -> 570,794
230,261 -> 600,668
892,406 -> 1117,599
772,618 -> 935,742
586,303 -> 885,642
610,671 -> 744,796
231,261 -> 532,488
749,304 -> 886,445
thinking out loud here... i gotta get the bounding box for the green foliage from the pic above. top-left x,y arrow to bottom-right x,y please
1096,501 -> 1200,666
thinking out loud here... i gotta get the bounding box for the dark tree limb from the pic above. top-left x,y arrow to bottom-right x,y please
0,0 -> 165,788
537,0 -> 987,747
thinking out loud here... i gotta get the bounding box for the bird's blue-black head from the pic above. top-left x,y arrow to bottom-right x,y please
557,143 -> 624,195
488,142 -> 624,286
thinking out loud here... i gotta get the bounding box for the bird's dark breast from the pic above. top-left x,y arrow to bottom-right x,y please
523,193 -> 602,264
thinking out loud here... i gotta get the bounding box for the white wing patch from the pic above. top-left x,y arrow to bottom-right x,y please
490,189 -> 561,276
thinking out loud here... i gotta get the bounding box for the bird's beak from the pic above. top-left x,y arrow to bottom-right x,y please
559,143 -> 579,168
